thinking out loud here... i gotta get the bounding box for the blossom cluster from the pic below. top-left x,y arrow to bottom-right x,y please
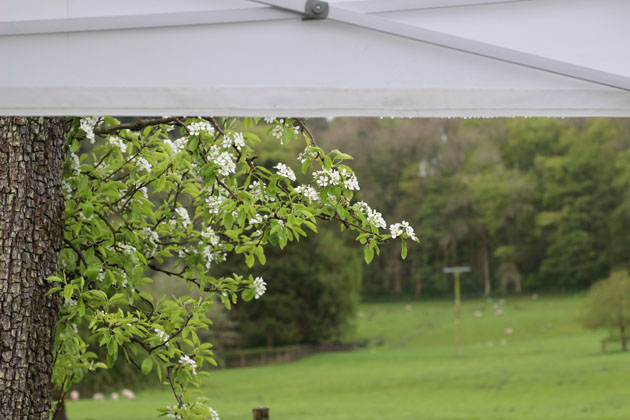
80,116 -> 98,144
274,163 -> 296,182
108,136 -> 127,153
354,201 -> 387,229
253,276 -> 267,299
313,168 -> 359,191
294,185 -> 319,203
154,328 -> 169,344
208,145 -> 236,177
187,120 -> 215,137
390,221 -> 417,240
179,354 -> 197,375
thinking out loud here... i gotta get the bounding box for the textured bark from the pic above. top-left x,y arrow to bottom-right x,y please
0,117 -> 67,419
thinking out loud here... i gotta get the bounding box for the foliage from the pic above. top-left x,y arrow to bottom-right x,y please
50,116 -> 418,419
579,269 -> 630,350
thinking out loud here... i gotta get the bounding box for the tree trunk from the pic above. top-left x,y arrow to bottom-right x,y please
414,276 -> 422,299
620,326 -> 627,352
0,117 -> 67,419
482,233 -> 491,297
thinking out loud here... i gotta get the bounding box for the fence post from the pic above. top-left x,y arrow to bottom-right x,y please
253,406 -> 270,420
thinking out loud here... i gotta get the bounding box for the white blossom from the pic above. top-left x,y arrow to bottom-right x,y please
62,180 -> 73,200
201,226 -> 219,246
65,298 -> 77,307
179,354 -> 197,375
97,269 -> 105,283
340,168 -> 360,191
166,406 -> 182,420
274,163 -> 296,182
249,214 -> 263,225
120,271 -> 128,288
294,185 -> 319,203
354,201 -> 386,229
119,243 -> 138,255
223,131 -> 245,151
70,153 -> 81,174
80,116 -> 98,144
263,117 -> 275,124
389,221 -> 417,240
187,120 -> 215,137
208,407 -> 220,420
248,181 -> 263,202
174,207 -> 191,228
297,147 -> 318,164
313,169 -> 336,187
253,276 -> 267,299
164,137 -> 188,155
206,194 -> 226,214
271,124 -> 284,140
108,136 -> 127,153
154,328 -> 170,344
208,146 -> 236,177
136,157 -> 152,173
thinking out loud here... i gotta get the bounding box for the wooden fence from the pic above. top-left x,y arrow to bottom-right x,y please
218,342 -> 366,369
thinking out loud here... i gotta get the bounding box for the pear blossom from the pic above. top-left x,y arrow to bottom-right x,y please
208,407 -> 220,420
389,221 -> 417,240
274,163 -> 296,182
70,153 -> 81,174
179,354 -> 197,375
295,185 -> 319,203
108,136 -> 127,153
253,276 -> 267,299
136,157 -> 152,173
187,120 -> 215,137
174,207 -> 191,228
80,116 -> 98,144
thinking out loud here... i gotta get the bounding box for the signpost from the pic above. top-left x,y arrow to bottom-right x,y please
443,266 -> 471,357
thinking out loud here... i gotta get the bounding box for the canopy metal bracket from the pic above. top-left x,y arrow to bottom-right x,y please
304,0 -> 329,19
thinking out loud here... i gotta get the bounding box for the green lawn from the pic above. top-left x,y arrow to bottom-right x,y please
67,295 -> 630,420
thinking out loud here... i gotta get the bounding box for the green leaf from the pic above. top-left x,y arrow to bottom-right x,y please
63,284 -> 74,301
401,241 -> 408,260
242,288 -> 255,302
83,202 -> 93,218
254,246 -> 266,265
245,253 -> 255,268
141,357 -> 153,375
364,246 -> 375,264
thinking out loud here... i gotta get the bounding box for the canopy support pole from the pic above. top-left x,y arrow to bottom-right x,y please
254,0 -> 630,91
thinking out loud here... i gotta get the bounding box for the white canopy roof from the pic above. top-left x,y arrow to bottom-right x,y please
1,0 -> 629,117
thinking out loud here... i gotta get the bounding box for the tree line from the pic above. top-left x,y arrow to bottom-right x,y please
308,117 -> 630,297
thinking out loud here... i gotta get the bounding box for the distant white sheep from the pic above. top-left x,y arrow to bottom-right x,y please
121,389 -> 135,400
69,390 -> 79,401
93,393 -> 104,401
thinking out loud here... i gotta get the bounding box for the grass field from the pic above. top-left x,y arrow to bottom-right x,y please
67,295 -> 630,420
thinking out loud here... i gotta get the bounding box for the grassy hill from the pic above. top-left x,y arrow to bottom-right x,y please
67,295 -> 630,420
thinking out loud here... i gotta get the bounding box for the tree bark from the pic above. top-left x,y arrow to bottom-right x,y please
0,117 -> 67,419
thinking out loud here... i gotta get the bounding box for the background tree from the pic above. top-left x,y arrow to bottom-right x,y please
579,269 -> 630,351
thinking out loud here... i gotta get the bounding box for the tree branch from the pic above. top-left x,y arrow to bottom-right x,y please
93,117 -> 183,135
